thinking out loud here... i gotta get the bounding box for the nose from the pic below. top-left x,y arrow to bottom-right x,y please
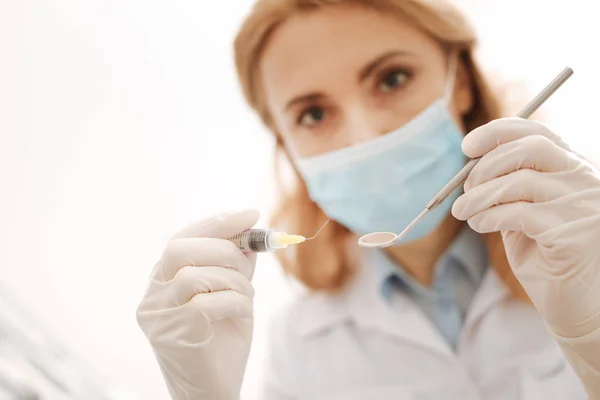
344,103 -> 396,147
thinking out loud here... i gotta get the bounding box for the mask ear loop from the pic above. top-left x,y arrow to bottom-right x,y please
443,51 -> 459,106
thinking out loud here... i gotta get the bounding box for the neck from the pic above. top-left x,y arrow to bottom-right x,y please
385,214 -> 464,287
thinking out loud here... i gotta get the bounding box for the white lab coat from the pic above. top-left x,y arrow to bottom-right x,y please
260,261 -> 587,399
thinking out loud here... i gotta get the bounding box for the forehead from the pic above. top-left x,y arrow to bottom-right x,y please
259,4 -> 442,107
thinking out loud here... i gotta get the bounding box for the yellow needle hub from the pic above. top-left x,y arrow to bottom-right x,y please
276,234 -> 306,246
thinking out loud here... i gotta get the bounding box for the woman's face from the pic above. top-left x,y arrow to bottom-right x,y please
260,4 -> 473,158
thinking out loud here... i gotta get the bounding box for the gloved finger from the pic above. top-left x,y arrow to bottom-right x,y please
169,266 -> 255,307
189,290 -> 253,321
172,209 -> 260,240
464,202 -> 549,237
464,134 -> 579,191
453,168 -> 568,221
139,289 -> 253,346
465,187 -> 600,238
157,237 -> 254,282
245,253 -> 257,281
462,118 -> 571,159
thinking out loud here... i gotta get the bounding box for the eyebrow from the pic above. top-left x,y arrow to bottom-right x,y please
285,93 -> 323,112
284,50 -> 412,111
359,50 -> 411,82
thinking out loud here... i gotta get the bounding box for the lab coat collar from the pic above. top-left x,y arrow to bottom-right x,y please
449,225 -> 488,287
462,264 -> 510,333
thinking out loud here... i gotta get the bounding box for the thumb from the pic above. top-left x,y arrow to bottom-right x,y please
172,209 -> 261,240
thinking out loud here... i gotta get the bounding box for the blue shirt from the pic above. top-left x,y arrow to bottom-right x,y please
370,226 -> 488,348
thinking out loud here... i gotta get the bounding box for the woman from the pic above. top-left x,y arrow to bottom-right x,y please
136,0 -> 600,398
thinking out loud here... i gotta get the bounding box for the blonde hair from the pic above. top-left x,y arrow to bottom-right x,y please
234,0 -> 529,301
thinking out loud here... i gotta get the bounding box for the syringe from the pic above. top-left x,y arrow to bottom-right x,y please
229,229 -> 306,252
229,219 -> 330,253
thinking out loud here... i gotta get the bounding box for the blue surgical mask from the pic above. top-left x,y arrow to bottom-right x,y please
293,58 -> 466,244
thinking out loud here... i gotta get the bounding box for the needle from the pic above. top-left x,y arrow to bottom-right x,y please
305,219 -> 330,241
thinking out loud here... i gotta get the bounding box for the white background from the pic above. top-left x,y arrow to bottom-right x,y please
1,0 -> 599,399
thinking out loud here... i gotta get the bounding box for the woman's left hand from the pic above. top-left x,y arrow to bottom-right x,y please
452,117 -> 600,340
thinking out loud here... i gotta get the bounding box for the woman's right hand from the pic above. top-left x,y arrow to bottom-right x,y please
136,209 -> 260,400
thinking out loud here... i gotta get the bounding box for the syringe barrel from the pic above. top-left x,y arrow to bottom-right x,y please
229,229 -> 271,252
229,229 -> 288,252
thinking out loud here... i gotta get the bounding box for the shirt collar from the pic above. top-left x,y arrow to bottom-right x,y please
370,224 -> 488,299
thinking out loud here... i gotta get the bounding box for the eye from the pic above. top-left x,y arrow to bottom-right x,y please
298,106 -> 326,127
378,69 -> 410,93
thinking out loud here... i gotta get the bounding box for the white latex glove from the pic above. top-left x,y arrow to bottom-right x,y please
452,117 -> 600,397
136,209 -> 260,400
